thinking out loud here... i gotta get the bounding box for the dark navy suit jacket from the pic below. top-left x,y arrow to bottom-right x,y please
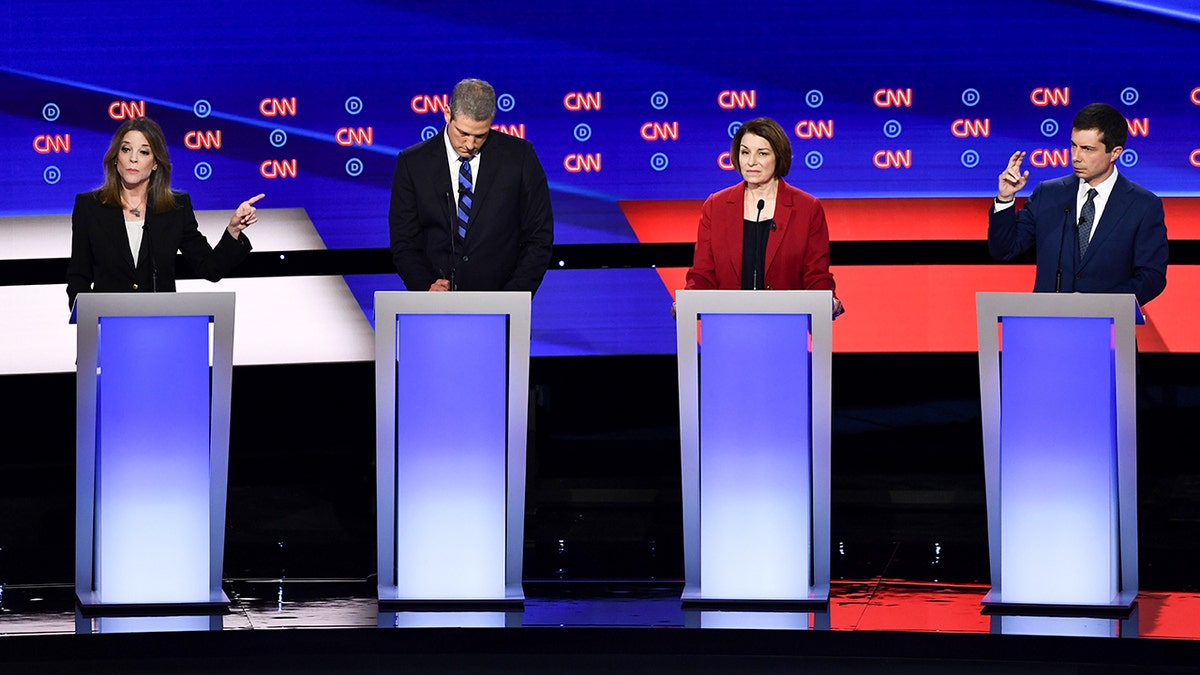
987,173 -> 1168,306
388,128 -> 554,295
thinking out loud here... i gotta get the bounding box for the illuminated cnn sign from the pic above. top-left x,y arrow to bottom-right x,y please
259,97 -> 297,117
335,127 -> 374,146
260,159 -> 298,178
717,90 -> 756,110
1126,118 -> 1149,137
33,134 -> 71,154
1191,87 -> 1200,105
1029,148 -> 1070,168
184,130 -> 222,150
1030,87 -> 1070,106
108,100 -> 146,120
872,150 -> 912,169
718,152 -> 735,170
563,92 -> 602,111
563,153 -> 601,172
411,95 -> 449,114
492,123 -> 525,138
1190,149 -> 1200,167
640,122 -> 679,141
951,119 -> 990,138
795,120 -> 834,139
873,89 -> 912,108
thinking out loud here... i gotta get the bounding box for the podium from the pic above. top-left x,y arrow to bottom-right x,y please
675,290 -> 832,607
976,292 -> 1140,613
73,292 -> 235,613
374,291 -> 530,607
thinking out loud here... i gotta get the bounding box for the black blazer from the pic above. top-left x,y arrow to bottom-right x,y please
388,128 -> 554,294
66,191 -> 251,309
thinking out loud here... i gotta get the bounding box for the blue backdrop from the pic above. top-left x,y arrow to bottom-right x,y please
4,0 -> 1198,356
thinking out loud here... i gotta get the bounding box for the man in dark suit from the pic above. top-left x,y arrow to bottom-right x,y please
389,78 -> 554,295
988,102 -> 1167,307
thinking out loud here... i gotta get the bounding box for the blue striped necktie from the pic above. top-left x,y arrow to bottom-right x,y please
456,157 -> 473,241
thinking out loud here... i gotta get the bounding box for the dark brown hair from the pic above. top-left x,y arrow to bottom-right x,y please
96,117 -> 176,213
730,117 -> 792,179
1072,103 -> 1128,153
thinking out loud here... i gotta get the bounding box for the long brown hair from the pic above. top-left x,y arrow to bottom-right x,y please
95,117 -> 177,213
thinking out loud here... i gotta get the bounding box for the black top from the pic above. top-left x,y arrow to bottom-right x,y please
741,218 -> 774,290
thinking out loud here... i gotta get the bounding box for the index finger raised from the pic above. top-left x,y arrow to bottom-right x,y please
244,193 -> 266,206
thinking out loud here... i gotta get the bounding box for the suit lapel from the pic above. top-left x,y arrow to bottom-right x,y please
433,133 -> 455,230
104,205 -> 137,272
137,210 -> 154,272
1079,174 -> 1132,270
722,185 -> 744,283
765,184 -> 790,273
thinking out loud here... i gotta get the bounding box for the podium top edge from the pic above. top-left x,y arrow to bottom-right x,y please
676,289 -> 833,316
975,292 -> 1141,322
373,290 -> 532,316
72,292 -> 236,323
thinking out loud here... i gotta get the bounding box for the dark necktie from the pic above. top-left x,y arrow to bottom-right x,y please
1078,188 -> 1098,257
456,157 -> 473,241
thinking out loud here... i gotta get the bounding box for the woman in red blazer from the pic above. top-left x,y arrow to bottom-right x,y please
66,117 -> 263,309
684,117 -> 843,317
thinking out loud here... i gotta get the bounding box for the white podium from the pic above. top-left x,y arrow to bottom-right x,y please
976,292 -> 1140,613
73,292 -> 235,613
374,291 -> 530,607
675,290 -> 832,607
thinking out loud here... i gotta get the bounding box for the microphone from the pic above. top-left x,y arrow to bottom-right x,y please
1055,205 -> 1070,293
753,199 -> 766,290
445,190 -> 457,291
142,221 -> 158,292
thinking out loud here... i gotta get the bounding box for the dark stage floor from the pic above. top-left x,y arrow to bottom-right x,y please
3,353 -> 1200,672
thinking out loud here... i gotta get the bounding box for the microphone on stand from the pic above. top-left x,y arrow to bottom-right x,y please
142,221 -> 158,292
753,196 -> 763,285
1055,205 -> 1070,292
445,190 -> 457,291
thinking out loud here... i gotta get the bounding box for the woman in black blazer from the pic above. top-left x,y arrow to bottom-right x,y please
66,117 -> 264,309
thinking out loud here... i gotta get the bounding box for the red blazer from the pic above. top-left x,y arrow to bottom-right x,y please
685,179 -> 836,293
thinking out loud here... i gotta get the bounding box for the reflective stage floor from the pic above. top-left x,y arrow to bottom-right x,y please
3,580 -> 1200,673
4,355 -> 1200,672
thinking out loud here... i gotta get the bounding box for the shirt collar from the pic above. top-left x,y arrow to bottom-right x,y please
1080,167 -> 1119,202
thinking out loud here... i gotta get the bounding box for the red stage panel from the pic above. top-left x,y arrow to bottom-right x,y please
632,198 -> 1200,353
1137,265 -> 1200,353
831,265 -> 1026,352
660,264 -> 1198,353
621,197 -> 1200,243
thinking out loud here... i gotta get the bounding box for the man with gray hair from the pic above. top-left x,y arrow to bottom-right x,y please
389,78 -> 554,294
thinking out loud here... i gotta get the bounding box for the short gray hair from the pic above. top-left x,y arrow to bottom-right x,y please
449,78 -> 496,122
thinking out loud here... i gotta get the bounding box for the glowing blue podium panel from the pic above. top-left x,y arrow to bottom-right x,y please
374,292 -> 530,607
72,293 -> 235,612
976,292 -> 1139,613
675,290 -> 832,607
